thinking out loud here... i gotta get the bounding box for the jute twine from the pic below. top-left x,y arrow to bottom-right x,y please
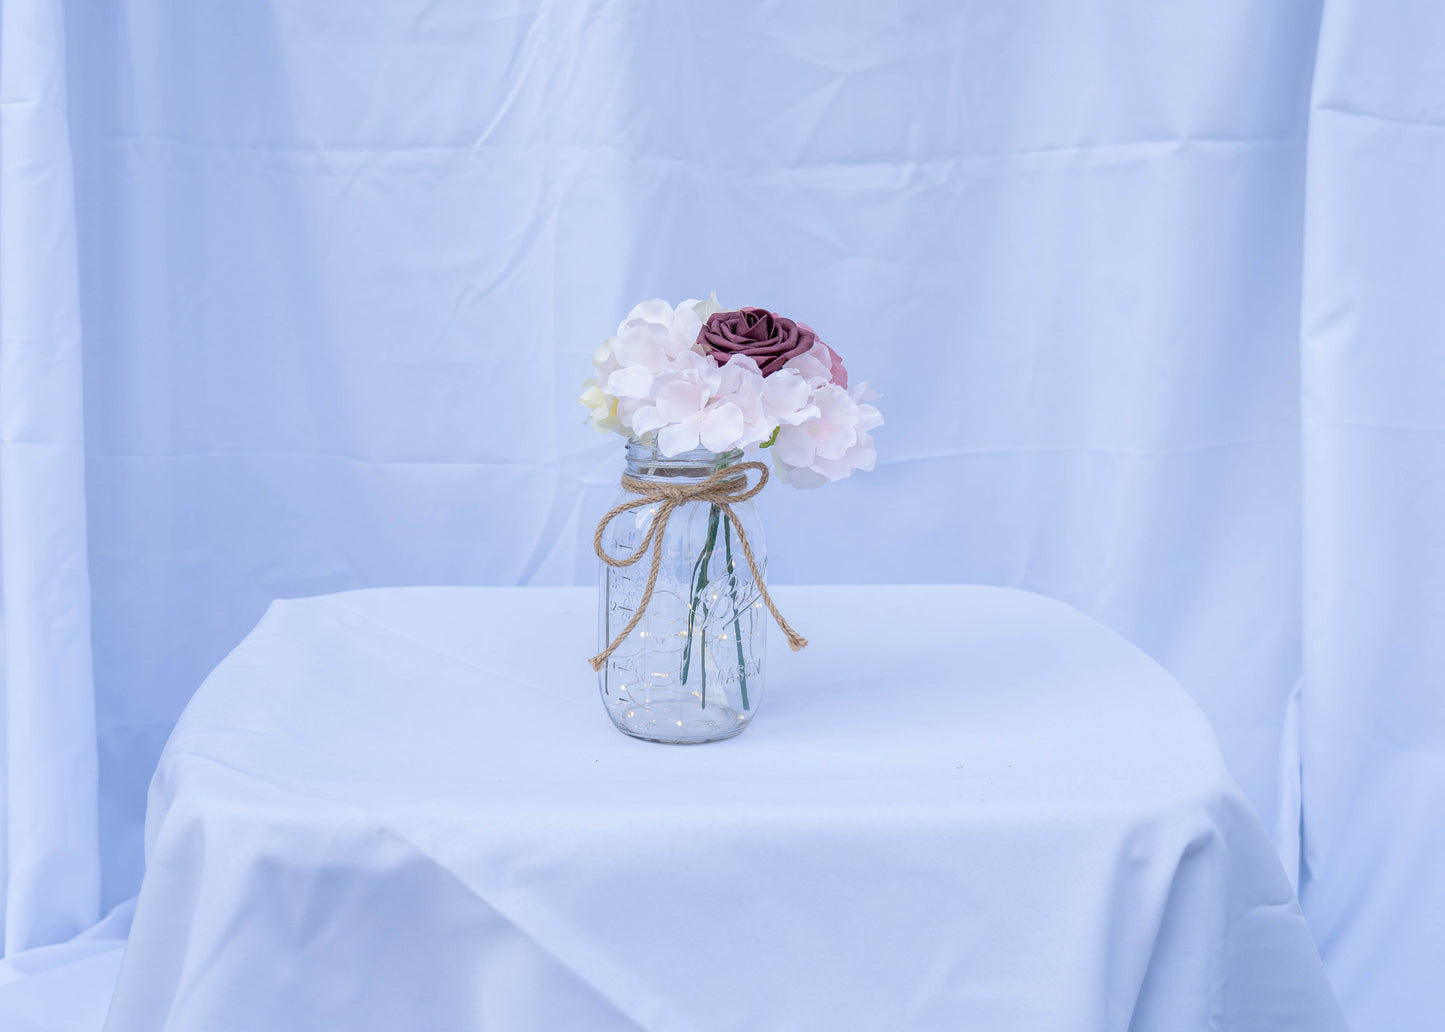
588,460 -> 808,671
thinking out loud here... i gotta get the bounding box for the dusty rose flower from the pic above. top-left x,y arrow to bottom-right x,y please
796,323 -> 848,389
699,308 -> 818,377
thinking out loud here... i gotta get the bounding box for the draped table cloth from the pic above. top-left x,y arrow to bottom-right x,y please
101,586 -> 1344,1031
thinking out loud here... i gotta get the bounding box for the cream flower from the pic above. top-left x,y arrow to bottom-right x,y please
687,291 -> 727,324
578,378 -> 624,434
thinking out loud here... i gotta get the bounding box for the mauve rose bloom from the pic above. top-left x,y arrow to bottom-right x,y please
699,308 -> 818,377
797,321 -> 848,389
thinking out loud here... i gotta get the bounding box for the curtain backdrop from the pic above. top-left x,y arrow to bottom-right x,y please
61,0 -> 1318,909
0,1 -> 1437,1028
0,0 -> 100,954
1299,4 -> 1445,1029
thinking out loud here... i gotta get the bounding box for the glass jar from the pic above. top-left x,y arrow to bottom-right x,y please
597,439 -> 767,743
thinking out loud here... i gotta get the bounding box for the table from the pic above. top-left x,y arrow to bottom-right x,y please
101,586 -> 1344,1031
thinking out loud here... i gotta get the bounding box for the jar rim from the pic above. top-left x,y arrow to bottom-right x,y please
624,437 -> 744,479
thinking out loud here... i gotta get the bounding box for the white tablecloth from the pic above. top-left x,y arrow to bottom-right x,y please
102,586 -> 1344,1031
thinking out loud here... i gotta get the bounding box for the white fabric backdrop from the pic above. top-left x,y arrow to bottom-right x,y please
0,1 -> 1439,1028
61,0 -> 1318,907
1300,4 -> 1445,1029
0,0 -> 100,953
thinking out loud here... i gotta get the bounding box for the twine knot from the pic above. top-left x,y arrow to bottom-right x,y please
588,460 -> 808,672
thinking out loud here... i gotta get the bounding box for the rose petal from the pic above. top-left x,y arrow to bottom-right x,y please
822,343 -> 848,388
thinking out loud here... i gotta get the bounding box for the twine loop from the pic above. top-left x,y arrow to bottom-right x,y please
588,460 -> 807,671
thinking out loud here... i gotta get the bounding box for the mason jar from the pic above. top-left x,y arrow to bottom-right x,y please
596,439 -> 767,743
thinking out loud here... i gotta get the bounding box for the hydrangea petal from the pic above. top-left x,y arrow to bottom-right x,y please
657,423 -> 700,457
605,365 -> 656,400
772,423 -> 819,467
625,298 -> 675,327
698,402 -> 745,453
630,405 -> 667,436
654,377 -> 704,423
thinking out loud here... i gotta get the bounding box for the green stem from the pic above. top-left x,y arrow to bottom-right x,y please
723,519 -> 750,711
680,504 -> 721,706
679,521 -> 707,682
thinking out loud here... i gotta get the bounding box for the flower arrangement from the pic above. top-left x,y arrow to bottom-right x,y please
583,296 -> 882,740
579,296 -> 881,488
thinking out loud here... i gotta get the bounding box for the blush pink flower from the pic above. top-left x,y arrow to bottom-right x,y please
771,382 -> 882,488
714,355 -> 772,449
597,299 -> 707,407
630,358 -> 745,456
772,385 -> 859,466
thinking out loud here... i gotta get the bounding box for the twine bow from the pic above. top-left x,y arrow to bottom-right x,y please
589,460 -> 808,672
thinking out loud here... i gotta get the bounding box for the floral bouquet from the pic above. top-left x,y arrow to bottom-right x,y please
579,295 -> 881,487
581,296 -> 881,743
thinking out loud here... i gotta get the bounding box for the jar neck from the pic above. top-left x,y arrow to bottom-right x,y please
624,438 -> 743,484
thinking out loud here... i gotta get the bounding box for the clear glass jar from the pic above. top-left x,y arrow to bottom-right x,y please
597,439 -> 767,743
